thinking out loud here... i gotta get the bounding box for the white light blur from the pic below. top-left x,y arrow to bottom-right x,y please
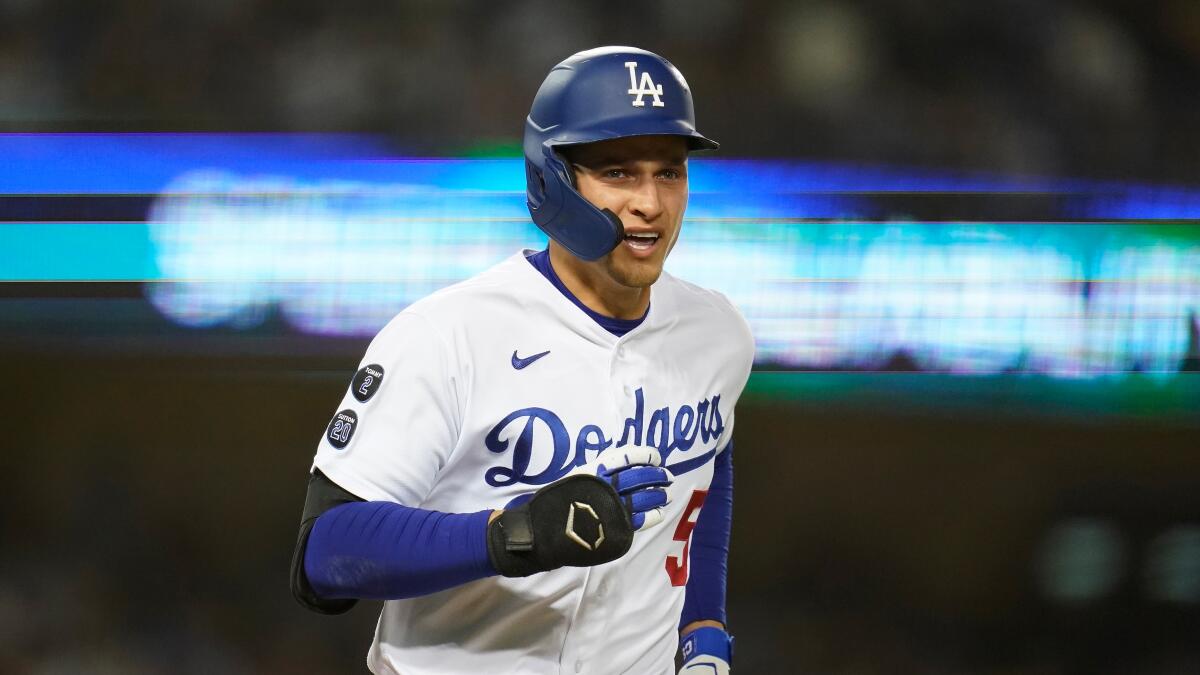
146,171 -> 1200,377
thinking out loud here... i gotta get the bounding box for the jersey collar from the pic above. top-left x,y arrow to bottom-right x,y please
513,249 -> 663,345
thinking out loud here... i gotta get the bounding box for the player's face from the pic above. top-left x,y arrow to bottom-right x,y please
567,135 -> 690,288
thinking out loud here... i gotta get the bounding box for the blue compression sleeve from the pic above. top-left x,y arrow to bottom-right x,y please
680,440 -> 733,628
303,501 -> 497,600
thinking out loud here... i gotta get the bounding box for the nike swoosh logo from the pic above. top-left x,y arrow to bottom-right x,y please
511,349 -> 551,370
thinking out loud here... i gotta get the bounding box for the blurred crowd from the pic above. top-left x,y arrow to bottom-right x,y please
2,0 -> 1199,182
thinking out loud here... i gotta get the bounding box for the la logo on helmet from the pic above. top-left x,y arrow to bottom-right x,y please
624,61 -> 665,108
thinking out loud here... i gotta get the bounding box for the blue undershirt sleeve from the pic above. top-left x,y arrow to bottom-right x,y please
680,440 -> 733,629
303,501 -> 497,600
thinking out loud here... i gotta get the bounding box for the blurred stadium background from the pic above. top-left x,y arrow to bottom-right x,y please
2,1 -> 1198,673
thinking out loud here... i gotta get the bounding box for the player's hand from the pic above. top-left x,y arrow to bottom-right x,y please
678,626 -> 733,675
487,474 -> 635,577
571,445 -> 673,530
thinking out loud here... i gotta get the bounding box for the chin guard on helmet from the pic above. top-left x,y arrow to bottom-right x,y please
523,46 -> 718,261
526,145 -> 624,261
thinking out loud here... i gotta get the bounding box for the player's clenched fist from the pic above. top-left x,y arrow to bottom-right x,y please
487,446 -> 674,577
487,475 -> 634,577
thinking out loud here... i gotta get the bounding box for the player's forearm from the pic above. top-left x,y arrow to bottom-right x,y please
679,441 -> 733,628
304,501 -> 497,600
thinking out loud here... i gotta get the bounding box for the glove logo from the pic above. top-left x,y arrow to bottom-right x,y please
625,62 -> 664,108
565,501 -> 606,550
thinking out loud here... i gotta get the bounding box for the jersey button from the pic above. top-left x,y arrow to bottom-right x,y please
574,659 -> 583,673
622,385 -> 632,396
617,346 -> 626,358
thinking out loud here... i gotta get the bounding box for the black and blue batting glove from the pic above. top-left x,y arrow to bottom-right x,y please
573,445 -> 673,530
488,474 -> 635,577
487,446 -> 673,578
679,626 -> 733,675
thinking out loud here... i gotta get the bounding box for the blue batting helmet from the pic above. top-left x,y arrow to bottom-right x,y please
524,46 -> 719,261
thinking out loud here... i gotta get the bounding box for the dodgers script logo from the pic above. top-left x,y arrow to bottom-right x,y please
484,387 -> 724,487
625,61 -> 665,108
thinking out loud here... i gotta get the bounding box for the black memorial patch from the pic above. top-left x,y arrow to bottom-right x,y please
326,409 -> 358,449
351,364 -> 385,403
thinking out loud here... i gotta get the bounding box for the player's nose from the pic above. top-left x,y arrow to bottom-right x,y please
627,178 -> 663,222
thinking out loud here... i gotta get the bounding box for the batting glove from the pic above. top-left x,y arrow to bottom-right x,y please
679,626 -> 733,675
488,474 -> 634,577
572,445 -> 673,530
487,446 -> 673,578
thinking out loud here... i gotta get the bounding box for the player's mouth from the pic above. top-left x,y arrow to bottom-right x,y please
621,231 -> 661,257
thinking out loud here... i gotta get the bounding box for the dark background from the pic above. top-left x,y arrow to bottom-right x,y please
3,0 -> 1200,181
2,1 -> 1199,673
2,336 -> 1197,673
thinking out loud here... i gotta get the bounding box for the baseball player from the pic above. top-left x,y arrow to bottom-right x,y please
290,46 -> 753,675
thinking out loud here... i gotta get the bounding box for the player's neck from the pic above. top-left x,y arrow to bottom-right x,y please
547,245 -> 650,321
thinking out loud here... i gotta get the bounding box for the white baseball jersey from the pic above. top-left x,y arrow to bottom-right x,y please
312,250 -> 754,675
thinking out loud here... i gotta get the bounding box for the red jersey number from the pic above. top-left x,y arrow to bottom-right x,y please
665,489 -> 708,587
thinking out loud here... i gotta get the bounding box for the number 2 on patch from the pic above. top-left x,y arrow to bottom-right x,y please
665,489 -> 708,586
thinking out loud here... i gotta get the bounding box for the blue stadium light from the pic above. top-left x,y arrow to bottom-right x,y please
2,133 -> 1198,378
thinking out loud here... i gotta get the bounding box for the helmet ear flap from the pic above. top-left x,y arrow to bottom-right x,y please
530,147 -> 624,261
541,148 -> 574,195
543,149 -> 624,240
524,159 -> 548,211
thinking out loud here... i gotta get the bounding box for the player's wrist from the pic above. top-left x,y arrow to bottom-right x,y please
678,626 -> 733,674
680,619 -> 725,635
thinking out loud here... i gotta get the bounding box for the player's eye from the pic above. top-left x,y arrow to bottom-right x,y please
602,168 -> 628,179
658,167 -> 684,181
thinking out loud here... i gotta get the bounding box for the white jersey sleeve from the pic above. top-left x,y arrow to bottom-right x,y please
312,311 -> 462,505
